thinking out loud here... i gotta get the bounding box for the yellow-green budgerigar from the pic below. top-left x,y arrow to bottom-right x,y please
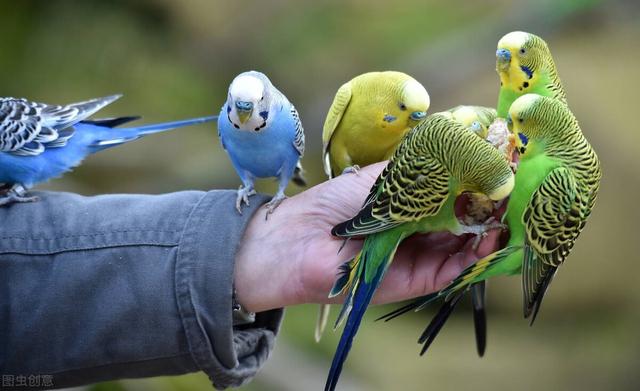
440,104 -> 499,357
316,71 -> 430,342
496,31 -> 566,118
382,94 -> 601,357
324,113 -> 514,391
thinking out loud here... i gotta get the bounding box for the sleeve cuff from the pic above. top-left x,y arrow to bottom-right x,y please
174,190 -> 284,389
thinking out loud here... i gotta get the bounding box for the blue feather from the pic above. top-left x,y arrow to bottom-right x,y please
325,264 -> 385,391
90,115 -> 218,148
520,65 -> 533,79
518,132 -> 529,146
383,114 -> 397,123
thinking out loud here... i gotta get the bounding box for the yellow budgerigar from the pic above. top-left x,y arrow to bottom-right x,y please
322,71 -> 430,177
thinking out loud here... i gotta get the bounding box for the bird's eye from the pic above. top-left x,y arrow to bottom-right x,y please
260,96 -> 264,101
518,118 -> 524,123
519,48 -> 526,55
399,103 -> 407,111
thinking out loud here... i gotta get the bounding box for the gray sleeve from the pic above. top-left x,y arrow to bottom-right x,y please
0,190 -> 283,390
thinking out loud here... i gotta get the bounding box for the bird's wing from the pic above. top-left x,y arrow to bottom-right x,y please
290,105 -> 305,156
0,95 -> 120,156
322,81 -> 352,177
522,166 -> 585,318
332,131 -> 451,237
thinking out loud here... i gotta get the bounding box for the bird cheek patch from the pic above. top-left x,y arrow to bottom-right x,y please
383,114 -> 397,123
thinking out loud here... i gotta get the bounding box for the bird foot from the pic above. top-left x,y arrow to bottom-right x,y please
0,185 -> 38,207
341,165 -> 361,176
264,193 -> 286,219
235,185 -> 256,214
460,218 -> 508,251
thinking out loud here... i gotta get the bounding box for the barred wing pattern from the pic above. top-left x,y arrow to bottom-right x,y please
291,105 -> 305,156
332,122 -> 451,237
0,95 -> 120,156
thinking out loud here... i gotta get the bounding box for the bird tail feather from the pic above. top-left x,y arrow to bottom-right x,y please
292,161 -> 307,187
378,246 -> 520,357
325,231 -> 402,391
91,115 -> 218,148
471,281 -> 487,357
315,304 -> 331,343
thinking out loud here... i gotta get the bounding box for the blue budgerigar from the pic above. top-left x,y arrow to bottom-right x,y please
0,94 -> 217,205
218,71 -> 306,216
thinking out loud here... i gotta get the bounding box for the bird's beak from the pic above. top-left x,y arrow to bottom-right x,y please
410,111 -> 427,121
496,48 -> 511,70
235,101 -> 254,124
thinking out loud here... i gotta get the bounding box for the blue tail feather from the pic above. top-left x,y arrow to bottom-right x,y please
325,264 -> 385,391
90,115 -> 218,149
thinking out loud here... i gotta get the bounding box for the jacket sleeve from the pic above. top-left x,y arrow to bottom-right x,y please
0,190 -> 283,390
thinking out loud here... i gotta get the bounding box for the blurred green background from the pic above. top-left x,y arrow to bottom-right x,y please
3,0 -> 639,390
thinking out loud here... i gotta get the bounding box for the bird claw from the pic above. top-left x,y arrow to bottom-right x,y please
341,165 -> 361,176
0,185 -> 38,207
461,219 -> 508,251
235,185 -> 256,214
264,193 -> 286,220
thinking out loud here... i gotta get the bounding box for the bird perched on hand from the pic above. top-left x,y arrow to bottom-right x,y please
322,71 -> 430,177
315,71 -> 430,342
324,113 -> 514,391
496,31 -> 566,118
383,94 -> 601,357
441,104 -> 500,357
218,71 -> 305,216
0,94 -> 216,205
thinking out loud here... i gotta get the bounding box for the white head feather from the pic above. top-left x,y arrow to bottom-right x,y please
509,93 -> 541,117
230,74 -> 265,103
227,72 -> 272,131
402,79 -> 430,111
498,31 -> 529,49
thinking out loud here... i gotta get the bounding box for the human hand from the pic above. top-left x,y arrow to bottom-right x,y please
234,162 -> 502,313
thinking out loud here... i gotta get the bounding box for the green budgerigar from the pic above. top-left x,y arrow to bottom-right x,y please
496,31 -> 566,118
382,94 -> 601,356
316,71 -> 430,342
324,113 -> 514,391
441,104 -> 500,357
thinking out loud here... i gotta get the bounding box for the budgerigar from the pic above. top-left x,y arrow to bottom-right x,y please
324,113 -> 514,391
322,71 -> 430,177
441,104 -> 499,357
316,71 -> 430,342
496,31 -> 565,118
382,94 -> 601,357
218,71 -> 305,216
0,94 -> 216,205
